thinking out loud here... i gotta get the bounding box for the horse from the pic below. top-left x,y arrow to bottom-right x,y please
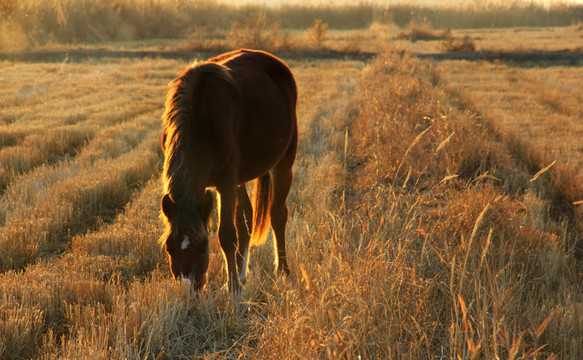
159,49 -> 298,294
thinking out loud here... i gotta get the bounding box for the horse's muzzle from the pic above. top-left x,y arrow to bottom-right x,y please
182,271 -> 207,290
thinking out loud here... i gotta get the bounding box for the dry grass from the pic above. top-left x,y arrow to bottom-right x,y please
380,3 -> 583,30
395,24 -> 477,53
1,26 -> 583,360
397,23 -> 451,42
434,60 -> 583,183
228,11 -> 282,51
389,25 -> 583,56
0,58 -> 173,273
348,52 -> 583,358
442,34 -> 477,53
305,19 -> 329,49
0,56 -> 370,359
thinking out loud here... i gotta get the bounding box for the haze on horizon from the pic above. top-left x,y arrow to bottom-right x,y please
218,0 -> 582,7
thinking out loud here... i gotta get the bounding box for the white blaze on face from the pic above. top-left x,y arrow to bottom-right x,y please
181,235 -> 190,250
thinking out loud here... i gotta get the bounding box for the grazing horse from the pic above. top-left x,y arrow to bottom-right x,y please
160,49 -> 297,294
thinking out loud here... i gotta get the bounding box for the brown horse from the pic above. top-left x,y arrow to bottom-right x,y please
160,49 -> 297,294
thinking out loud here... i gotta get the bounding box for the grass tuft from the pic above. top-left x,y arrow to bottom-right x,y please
306,19 -> 329,49
442,34 -> 477,53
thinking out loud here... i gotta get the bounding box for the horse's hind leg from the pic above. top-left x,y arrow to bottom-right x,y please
217,184 -> 242,294
270,164 -> 293,276
235,184 -> 252,284
271,124 -> 297,276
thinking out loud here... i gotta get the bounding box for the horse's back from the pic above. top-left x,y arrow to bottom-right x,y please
210,49 -> 297,109
167,50 -> 297,185
205,50 -> 297,182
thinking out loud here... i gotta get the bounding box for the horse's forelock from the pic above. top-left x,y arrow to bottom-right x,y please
158,205 -> 208,250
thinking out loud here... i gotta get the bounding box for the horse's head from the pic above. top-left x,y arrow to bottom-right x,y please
160,190 -> 214,290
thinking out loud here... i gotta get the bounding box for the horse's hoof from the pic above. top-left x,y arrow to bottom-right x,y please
228,277 -> 243,296
277,263 -> 291,276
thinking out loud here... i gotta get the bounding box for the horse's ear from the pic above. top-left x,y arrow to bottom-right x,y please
161,193 -> 176,219
201,190 -> 214,226
161,129 -> 167,151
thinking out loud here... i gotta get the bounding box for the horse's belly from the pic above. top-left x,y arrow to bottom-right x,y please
237,136 -> 289,182
236,118 -> 293,182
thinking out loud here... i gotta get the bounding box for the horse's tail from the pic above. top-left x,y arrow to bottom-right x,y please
250,173 -> 272,246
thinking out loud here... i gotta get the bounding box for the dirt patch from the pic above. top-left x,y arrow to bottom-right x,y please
0,49 -> 376,63
418,49 -> 583,66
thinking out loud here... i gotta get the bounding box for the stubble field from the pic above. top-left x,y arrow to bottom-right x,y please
2,17 -> 583,360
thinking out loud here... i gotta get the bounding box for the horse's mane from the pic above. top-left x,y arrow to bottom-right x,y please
160,62 -> 234,242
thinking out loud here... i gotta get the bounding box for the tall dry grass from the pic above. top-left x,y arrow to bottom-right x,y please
305,19 -> 329,49
1,1 -> 583,51
346,52 -> 583,358
378,2 -> 583,29
432,59 -> 583,239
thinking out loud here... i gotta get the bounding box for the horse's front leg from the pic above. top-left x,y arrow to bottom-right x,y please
217,186 -> 242,294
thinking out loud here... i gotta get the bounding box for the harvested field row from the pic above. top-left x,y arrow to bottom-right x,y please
434,60 -> 583,184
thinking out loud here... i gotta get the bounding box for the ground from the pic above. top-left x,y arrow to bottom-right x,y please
1,25 -> 583,359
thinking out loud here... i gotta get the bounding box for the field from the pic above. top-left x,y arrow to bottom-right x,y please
2,1 -> 583,359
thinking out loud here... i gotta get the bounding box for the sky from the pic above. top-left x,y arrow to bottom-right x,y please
217,0 -> 583,6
